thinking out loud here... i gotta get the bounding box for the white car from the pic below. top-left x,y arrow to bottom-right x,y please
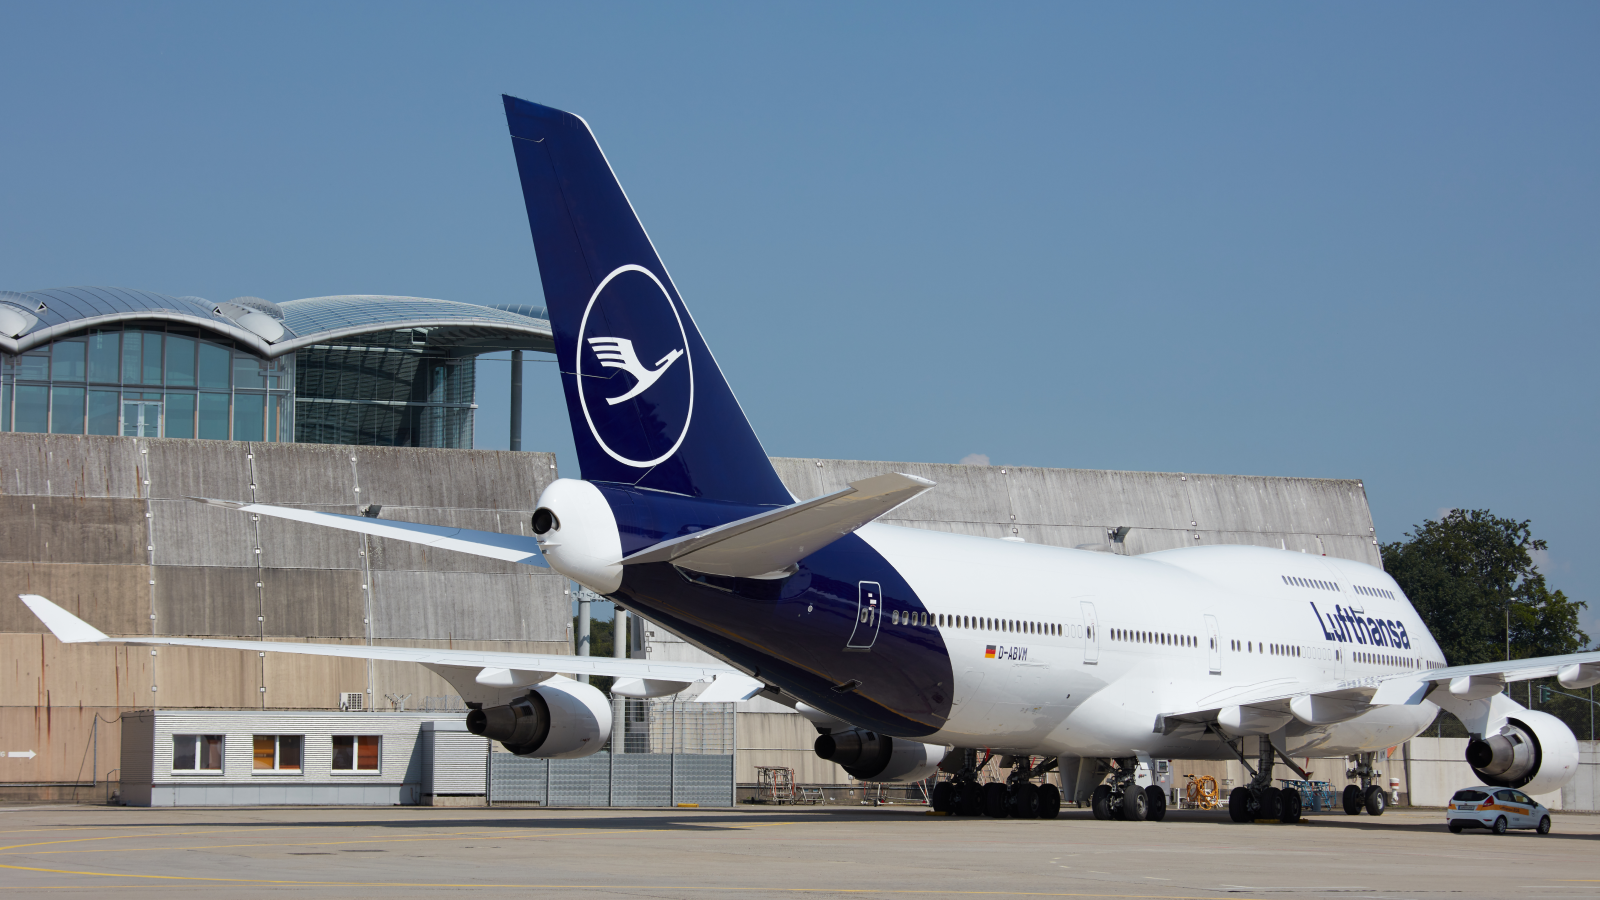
1446,787 -> 1551,835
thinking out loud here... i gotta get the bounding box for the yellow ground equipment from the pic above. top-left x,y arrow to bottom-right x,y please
1185,773 -> 1221,810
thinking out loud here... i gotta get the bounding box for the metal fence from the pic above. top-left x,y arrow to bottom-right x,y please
486,700 -> 736,807
618,699 -> 736,755
488,753 -> 734,807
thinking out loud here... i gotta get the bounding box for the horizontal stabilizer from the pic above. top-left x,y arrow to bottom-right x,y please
192,498 -> 546,567
19,593 -> 744,702
622,473 -> 935,578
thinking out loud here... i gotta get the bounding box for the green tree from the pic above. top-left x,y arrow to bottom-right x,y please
573,615 -> 614,694
1384,510 -> 1592,739
1382,509 -> 1587,666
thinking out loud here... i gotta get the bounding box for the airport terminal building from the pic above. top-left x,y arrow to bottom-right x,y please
0,286 -> 552,448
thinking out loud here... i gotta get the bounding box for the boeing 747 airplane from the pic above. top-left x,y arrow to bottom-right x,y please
24,96 -> 1600,823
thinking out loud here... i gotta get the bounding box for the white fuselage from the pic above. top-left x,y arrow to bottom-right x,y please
855,524 -> 1441,759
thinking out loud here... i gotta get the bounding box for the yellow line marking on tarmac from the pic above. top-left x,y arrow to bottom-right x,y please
0,822 -> 803,857
0,867 -> 1236,897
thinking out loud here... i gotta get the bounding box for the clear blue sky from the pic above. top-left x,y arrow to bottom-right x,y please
4,4 -> 1596,637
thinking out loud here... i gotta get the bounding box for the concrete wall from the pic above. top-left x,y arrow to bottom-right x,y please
770,457 -> 1379,565
0,432 -> 568,799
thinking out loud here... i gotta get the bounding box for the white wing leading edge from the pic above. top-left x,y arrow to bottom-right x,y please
190,498 -> 548,567
18,594 -> 763,704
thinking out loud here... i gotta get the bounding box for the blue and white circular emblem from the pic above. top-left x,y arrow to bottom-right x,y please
576,264 -> 695,468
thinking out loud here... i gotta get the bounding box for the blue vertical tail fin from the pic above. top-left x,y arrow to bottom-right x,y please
503,96 -> 790,506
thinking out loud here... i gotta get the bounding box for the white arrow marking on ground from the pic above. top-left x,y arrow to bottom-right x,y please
6,751 -> 36,759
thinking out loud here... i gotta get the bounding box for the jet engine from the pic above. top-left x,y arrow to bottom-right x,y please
1464,710 -> 1579,796
814,727 -> 947,782
466,678 -> 612,758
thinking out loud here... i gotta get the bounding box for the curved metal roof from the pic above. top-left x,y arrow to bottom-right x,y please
0,287 -> 552,358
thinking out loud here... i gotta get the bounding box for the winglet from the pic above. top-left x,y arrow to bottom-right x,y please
19,595 -> 109,643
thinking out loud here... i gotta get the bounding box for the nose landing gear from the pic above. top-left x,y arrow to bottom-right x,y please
1344,753 -> 1387,816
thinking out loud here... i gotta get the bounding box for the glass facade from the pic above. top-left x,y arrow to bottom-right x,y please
293,330 -> 475,448
1,326 -> 293,441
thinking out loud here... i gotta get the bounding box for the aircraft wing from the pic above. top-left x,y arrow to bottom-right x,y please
1364,650 -> 1600,703
1157,649 -> 1600,735
19,593 -> 762,703
192,498 -> 547,567
621,472 -> 935,578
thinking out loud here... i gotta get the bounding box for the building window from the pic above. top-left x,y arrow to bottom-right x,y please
173,734 -> 224,772
332,736 -> 381,772
253,735 -> 303,772
4,326 -> 292,442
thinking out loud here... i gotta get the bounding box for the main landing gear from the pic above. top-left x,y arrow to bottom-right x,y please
1088,757 -> 1167,823
930,751 -> 1062,820
1218,733 -> 1306,825
1343,752 -> 1386,816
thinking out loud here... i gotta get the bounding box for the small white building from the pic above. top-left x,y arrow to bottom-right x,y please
119,709 -> 486,807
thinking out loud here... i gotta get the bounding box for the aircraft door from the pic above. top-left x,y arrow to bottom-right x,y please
1080,601 -> 1099,664
1204,614 -> 1222,674
846,581 -> 882,650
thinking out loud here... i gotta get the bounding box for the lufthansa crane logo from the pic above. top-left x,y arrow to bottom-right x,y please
586,338 -> 684,405
576,264 -> 694,468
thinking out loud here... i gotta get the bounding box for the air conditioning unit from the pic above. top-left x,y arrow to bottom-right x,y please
339,692 -> 365,711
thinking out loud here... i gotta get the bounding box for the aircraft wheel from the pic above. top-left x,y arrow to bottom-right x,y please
1279,788 -> 1302,824
1363,785 -> 1387,817
1538,815 -> 1552,835
1492,815 -> 1508,835
1257,786 -> 1282,820
1037,784 -> 1061,820
1010,781 -> 1040,819
983,781 -> 1010,818
1121,784 -> 1148,821
1228,786 -> 1254,823
1144,784 -> 1167,822
931,781 -> 954,813
1342,784 -> 1364,815
957,781 -> 984,817
1091,784 -> 1112,821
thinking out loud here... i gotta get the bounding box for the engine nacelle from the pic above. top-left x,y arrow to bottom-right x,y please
814,727 -> 947,783
465,677 -> 612,759
1464,710 -> 1579,796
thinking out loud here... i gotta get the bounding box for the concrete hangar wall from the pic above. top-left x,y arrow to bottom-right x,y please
0,433 -> 1380,799
0,432 -> 569,800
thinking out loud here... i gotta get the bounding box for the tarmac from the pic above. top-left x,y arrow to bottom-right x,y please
0,803 -> 1595,898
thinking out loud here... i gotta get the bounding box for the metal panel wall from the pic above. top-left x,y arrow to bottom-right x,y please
487,753 -> 735,807
423,725 -> 488,795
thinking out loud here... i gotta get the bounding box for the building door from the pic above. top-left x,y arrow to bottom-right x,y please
846,582 -> 882,650
1205,614 -> 1222,675
1080,600 -> 1099,664
122,401 -> 161,437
